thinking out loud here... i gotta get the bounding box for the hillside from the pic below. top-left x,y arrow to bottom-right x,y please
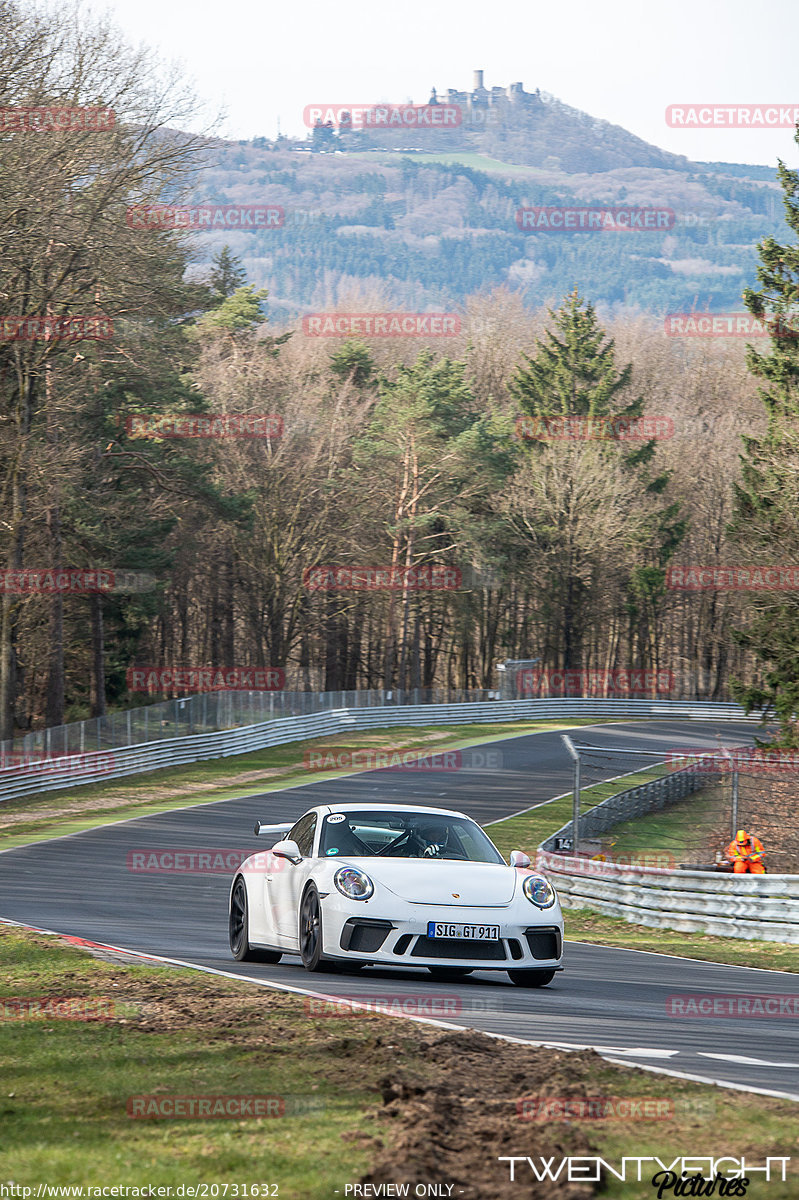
180,84 -> 786,321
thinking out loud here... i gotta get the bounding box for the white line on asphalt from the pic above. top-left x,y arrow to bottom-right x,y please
699,1052 -> 799,1068
600,1057 -> 799,1104
594,1047 -> 679,1057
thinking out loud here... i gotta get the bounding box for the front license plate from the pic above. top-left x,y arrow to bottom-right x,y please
427,922 -> 500,940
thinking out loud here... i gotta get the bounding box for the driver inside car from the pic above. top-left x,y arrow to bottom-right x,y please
416,822 -> 450,857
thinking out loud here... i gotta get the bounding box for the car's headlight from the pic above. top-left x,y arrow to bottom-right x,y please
522,874 -> 556,908
334,866 -> 374,901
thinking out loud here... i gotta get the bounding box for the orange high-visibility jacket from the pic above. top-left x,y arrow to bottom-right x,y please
725,834 -> 764,862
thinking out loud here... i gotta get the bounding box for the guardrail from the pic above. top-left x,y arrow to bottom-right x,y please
0,697 -> 760,805
536,850 -> 799,944
535,753 -> 798,944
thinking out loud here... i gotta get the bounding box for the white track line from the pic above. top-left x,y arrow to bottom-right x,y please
700,1053 -> 799,1069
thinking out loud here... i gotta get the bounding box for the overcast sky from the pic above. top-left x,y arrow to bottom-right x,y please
100,0 -> 799,167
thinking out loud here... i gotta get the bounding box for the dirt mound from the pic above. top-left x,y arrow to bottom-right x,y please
360,1030 -> 601,1198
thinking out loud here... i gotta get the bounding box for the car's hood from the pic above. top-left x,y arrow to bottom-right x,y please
337,858 -> 518,906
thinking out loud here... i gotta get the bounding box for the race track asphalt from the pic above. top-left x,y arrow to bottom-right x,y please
2,718 -> 797,1099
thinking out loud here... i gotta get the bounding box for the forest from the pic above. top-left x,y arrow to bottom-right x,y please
3,0 -> 799,746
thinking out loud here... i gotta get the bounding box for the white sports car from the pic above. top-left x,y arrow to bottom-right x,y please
228,802 -> 564,987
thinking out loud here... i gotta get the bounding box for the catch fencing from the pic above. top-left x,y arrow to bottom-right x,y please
537,738 -> 799,942
0,697 -> 760,805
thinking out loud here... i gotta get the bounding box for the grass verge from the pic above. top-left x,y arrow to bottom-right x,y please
0,719 -> 608,851
1,925 -> 796,1198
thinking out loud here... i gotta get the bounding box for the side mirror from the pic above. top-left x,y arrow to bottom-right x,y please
510,849 -> 531,869
271,839 -> 303,865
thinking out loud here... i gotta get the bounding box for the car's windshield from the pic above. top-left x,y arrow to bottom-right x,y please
319,810 -> 505,863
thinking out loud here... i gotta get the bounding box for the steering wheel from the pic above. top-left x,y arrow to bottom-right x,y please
376,829 -> 419,856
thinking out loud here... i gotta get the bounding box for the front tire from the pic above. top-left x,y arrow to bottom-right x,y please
229,877 -> 282,963
299,884 -> 326,971
508,969 -> 556,988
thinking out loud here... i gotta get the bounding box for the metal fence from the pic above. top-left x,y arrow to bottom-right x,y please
0,688 -> 497,761
543,743 -> 709,854
0,697 -> 763,805
535,739 -> 799,943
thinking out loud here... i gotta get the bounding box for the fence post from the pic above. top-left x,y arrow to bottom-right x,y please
731,768 -> 739,838
562,734 -> 580,854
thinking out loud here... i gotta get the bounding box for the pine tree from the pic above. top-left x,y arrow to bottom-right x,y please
729,149 -> 799,745
507,290 -> 683,675
209,247 -> 247,301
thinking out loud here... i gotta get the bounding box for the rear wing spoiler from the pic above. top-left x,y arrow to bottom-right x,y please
254,821 -> 293,837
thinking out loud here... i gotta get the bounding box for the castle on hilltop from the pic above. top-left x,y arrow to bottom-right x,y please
429,70 -> 541,115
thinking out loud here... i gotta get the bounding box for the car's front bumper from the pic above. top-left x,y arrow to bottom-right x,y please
321,898 -> 564,971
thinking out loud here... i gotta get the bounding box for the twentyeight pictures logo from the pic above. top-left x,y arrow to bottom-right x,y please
302,313 -> 460,337
497,1156 -> 790,1184
303,103 -> 461,129
516,207 -> 675,232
